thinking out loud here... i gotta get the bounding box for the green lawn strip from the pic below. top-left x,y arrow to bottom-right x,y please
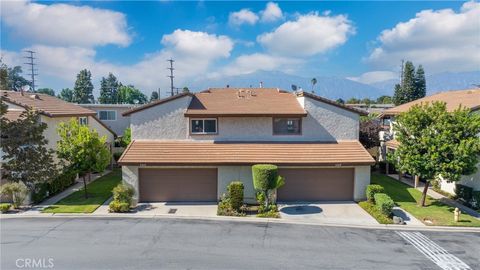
358,201 -> 393,224
371,173 -> 480,227
43,169 -> 121,214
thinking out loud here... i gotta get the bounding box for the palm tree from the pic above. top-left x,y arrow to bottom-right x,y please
311,78 -> 317,93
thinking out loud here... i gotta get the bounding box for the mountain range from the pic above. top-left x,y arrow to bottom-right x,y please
189,70 -> 480,100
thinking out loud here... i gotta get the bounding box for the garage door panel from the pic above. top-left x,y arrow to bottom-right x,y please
139,168 -> 217,202
277,168 -> 354,201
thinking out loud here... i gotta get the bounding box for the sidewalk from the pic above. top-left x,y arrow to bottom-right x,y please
387,174 -> 480,220
21,170 -> 111,215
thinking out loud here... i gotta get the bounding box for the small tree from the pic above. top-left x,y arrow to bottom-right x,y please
392,102 -> 480,206
150,91 -> 159,102
359,118 -> 382,150
120,127 -> 131,147
252,164 -> 284,206
0,108 -> 59,191
58,88 -> 74,102
72,69 -> 94,104
57,119 -> 110,198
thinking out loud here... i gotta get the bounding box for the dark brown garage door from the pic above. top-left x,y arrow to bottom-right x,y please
139,168 -> 217,202
277,168 -> 354,201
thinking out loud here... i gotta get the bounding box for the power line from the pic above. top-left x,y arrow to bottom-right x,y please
24,50 -> 38,92
167,59 -> 175,96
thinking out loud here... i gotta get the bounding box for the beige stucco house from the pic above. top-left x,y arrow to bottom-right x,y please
79,104 -> 134,136
379,88 -> 480,194
119,88 -> 374,205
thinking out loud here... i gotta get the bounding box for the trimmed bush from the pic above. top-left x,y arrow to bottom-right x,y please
227,181 -> 244,211
0,182 -> 28,208
217,195 -> 245,217
471,191 -> 480,210
112,183 -> 134,205
374,193 -> 394,216
108,201 -> 130,213
252,164 -> 278,191
366,184 -> 384,202
455,184 -> 473,203
0,203 -> 11,213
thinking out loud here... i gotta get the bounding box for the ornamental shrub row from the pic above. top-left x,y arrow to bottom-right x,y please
374,193 -> 394,216
366,184 -> 384,202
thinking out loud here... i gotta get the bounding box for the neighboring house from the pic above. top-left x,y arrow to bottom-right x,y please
79,104 -> 134,136
345,103 -> 395,115
379,88 -> 480,194
118,88 -> 374,205
0,90 -> 116,159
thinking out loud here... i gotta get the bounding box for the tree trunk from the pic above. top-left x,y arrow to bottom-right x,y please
88,172 -> 91,183
83,175 -> 88,199
419,181 -> 430,207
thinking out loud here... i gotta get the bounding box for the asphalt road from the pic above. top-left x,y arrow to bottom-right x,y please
1,217 -> 479,270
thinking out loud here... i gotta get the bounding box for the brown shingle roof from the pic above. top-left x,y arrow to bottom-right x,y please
184,88 -> 307,117
118,140 -> 375,166
382,89 -> 480,117
1,90 -> 96,117
3,110 -> 23,121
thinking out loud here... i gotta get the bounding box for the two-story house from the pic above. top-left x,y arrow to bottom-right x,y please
379,88 -> 480,194
79,104 -> 134,136
118,88 -> 374,205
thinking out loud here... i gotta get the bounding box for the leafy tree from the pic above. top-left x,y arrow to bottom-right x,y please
98,73 -> 120,104
72,69 -> 94,104
2,65 -> 30,91
0,107 -> 59,191
57,119 -> 110,198
346,98 -> 360,104
391,102 -> 480,206
336,98 -> 345,104
182,87 -> 190,93
36,88 -> 55,96
414,65 -> 426,100
150,91 -> 159,102
58,88 -> 74,102
0,60 -> 8,89
359,119 -> 382,150
311,78 -> 317,93
120,127 -> 131,147
376,95 -> 393,104
118,85 -> 148,104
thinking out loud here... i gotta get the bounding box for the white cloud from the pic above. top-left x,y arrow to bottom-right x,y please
257,12 -> 355,57
1,0 -> 131,47
260,2 -> 283,22
347,71 -> 398,84
221,53 -> 302,76
1,30 -> 234,94
228,9 -> 259,26
366,1 -> 480,73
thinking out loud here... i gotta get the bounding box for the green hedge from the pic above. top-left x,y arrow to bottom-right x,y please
0,203 -> 11,213
32,168 -> 77,204
108,201 -> 130,212
374,193 -> 394,216
455,184 -> 473,202
227,181 -> 244,211
252,164 -> 278,191
366,184 -> 384,202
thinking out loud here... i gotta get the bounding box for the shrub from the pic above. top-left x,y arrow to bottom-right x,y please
109,201 -> 130,213
374,193 -> 394,216
257,204 -> 280,218
31,168 -> 77,203
366,184 -> 384,202
227,181 -> 244,211
0,203 -> 11,213
252,164 -> 278,191
217,195 -> 245,217
112,183 -> 134,205
471,191 -> 480,210
0,182 -> 28,208
455,184 -> 473,203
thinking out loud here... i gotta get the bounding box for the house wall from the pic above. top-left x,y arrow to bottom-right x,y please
218,166 -> 256,203
131,95 -> 359,142
81,105 -> 132,135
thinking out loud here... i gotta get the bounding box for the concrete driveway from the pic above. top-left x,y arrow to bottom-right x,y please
278,201 -> 378,225
114,202 -> 218,217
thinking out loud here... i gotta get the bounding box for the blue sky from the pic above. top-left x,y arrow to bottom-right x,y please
1,1 -> 478,96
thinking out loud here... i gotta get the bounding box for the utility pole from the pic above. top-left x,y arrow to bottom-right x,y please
167,59 -> 175,96
24,50 -> 38,92
157,87 -> 161,99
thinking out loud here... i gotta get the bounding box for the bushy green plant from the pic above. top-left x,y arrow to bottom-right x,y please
455,184 -> 473,203
217,195 -> 245,217
108,201 -> 130,213
366,184 -> 385,202
0,182 -> 28,208
31,168 -> 77,203
374,193 -> 394,216
112,183 -> 134,205
257,204 -> 280,218
0,203 -> 11,213
252,164 -> 278,191
227,181 -> 244,211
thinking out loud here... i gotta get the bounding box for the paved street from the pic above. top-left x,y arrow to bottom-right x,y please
1,217 -> 479,270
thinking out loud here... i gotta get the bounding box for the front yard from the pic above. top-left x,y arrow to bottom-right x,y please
371,173 -> 480,227
43,169 -> 121,214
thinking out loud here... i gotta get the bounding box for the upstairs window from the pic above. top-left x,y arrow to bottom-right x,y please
191,119 -> 217,134
98,110 -> 116,121
273,118 -> 301,135
79,116 -> 88,126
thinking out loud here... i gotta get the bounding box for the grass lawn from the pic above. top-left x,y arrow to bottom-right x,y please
372,173 -> 480,227
358,201 -> 393,224
43,169 -> 121,214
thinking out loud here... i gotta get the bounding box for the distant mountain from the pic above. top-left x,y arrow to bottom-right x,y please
370,71 -> 480,95
188,70 -> 389,100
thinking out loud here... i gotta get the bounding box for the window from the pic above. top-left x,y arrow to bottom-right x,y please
98,110 -> 116,121
190,119 -> 217,134
273,118 -> 301,135
79,117 -> 88,126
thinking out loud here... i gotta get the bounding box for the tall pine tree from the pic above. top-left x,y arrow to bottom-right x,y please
393,61 -> 427,105
98,73 -> 120,104
414,65 -> 426,100
72,69 -> 94,104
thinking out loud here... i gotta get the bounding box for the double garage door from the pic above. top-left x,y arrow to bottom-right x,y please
138,168 -> 354,202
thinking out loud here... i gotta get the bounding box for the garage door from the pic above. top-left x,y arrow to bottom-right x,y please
139,168 -> 217,202
277,168 -> 354,201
